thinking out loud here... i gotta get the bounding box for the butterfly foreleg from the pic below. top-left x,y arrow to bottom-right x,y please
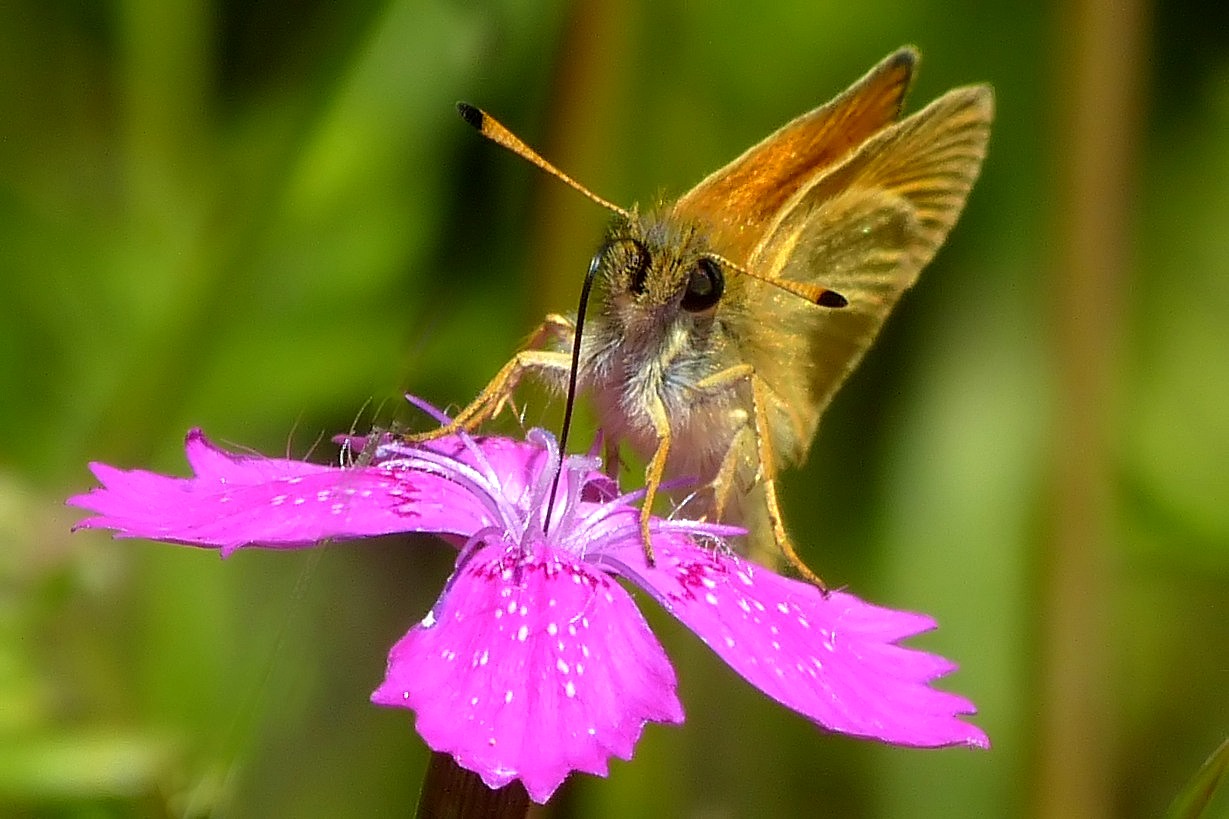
405,314 -> 574,442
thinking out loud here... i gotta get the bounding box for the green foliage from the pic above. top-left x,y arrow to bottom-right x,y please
1168,738 -> 1229,819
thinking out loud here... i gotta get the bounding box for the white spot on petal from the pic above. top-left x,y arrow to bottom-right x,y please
516,625 -> 529,642
565,681 -> 576,698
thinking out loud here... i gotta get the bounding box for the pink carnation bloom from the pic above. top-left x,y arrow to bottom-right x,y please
68,421 -> 988,803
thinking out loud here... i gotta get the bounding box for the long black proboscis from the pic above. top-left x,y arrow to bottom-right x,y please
542,251 -> 602,534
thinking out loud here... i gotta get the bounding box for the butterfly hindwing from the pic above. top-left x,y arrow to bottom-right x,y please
740,85 -> 994,461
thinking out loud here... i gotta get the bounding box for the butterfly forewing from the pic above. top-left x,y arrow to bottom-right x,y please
741,85 -> 993,463
671,47 -> 919,264
778,85 -> 994,273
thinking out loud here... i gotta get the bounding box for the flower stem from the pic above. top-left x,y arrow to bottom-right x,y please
1038,0 -> 1145,814
416,752 -> 530,818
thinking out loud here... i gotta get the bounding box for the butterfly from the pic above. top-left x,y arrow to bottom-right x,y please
416,47 -> 993,587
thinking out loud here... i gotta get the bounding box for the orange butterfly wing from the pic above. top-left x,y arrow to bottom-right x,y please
671,47 -> 919,265
745,85 -> 995,462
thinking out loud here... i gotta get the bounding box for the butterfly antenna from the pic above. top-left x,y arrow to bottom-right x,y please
709,252 -> 849,308
457,102 -> 628,531
457,103 -> 631,220
542,249 -> 602,533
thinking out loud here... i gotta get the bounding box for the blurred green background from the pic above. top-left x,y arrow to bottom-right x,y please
3,0 -> 1227,816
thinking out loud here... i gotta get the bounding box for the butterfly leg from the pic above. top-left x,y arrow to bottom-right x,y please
635,396 -> 674,567
405,314 -> 574,442
602,435 -> 623,481
695,364 -> 828,591
709,423 -> 756,522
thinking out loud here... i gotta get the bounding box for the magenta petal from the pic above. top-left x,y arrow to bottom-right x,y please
71,416 -> 990,799
636,539 -> 989,749
371,545 -> 684,803
68,429 -> 426,555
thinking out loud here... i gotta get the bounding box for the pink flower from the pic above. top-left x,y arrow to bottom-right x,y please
68,420 -> 988,803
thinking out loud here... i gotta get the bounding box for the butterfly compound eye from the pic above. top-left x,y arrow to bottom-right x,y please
680,257 -> 724,312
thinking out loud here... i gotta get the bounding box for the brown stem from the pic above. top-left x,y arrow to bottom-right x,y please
416,752 -> 530,819
1036,0 -> 1149,815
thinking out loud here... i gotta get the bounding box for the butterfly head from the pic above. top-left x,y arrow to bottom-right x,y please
590,210 -> 732,335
